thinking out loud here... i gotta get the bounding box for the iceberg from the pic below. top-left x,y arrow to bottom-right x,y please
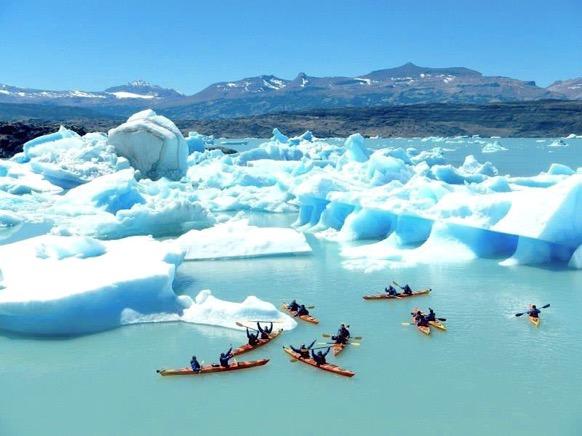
0,235 -> 295,335
177,220 -> 311,260
108,110 -> 188,181
481,141 -> 508,153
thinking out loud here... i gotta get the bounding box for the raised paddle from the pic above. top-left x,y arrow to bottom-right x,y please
318,341 -> 360,346
515,304 -> 550,317
235,322 -> 259,331
242,320 -> 283,324
283,303 -> 315,309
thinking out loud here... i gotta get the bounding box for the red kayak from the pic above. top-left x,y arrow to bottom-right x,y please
156,359 -> 269,376
232,329 -> 283,356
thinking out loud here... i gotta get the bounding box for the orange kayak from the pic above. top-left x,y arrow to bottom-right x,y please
529,315 -> 540,327
232,329 -> 283,356
283,347 -> 354,377
428,320 -> 447,331
363,289 -> 431,300
411,316 -> 431,335
281,305 -> 319,324
332,342 -> 347,356
157,359 -> 269,376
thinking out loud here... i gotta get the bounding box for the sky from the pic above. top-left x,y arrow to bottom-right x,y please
0,0 -> 580,94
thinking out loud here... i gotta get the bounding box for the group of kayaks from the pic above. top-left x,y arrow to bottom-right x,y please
156,282 -> 549,378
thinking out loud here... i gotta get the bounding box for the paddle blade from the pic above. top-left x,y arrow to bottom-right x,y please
322,334 -> 331,338
542,304 -> 550,309
437,318 -> 447,322
515,312 -> 525,317
401,322 -> 411,326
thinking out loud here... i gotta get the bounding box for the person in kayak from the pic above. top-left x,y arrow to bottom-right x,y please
295,304 -> 309,317
257,322 -> 273,340
385,285 -> 399,296
219,347 -> 233,368
528,305 -> 541,318
412,310 -> 429,327
190,356 -> 201,373
287,300 -> 300,311
332,324 -> 351,344
426,308 -> 436,322
311,347 -> 330,366
246,328 -> 259,346
402,284 -> 413,295
290,340 -> 317,358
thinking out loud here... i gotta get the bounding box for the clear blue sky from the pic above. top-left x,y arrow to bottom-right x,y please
1,0 -> 580,94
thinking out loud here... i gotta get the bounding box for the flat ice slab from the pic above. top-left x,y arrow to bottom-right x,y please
177,220 -> 312,260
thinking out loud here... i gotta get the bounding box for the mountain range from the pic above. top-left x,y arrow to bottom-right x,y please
0,64 -> 581,120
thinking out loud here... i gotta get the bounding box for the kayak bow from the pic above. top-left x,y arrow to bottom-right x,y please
529,316 -> 540,327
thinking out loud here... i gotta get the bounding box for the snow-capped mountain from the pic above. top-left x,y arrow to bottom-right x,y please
0,81 -> 183,108
547,78 -> 582,100
0,64 -> 580,120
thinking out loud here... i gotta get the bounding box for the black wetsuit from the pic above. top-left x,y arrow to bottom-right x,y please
190,357 -> 201,372
311,348 -> 330,365
219,348 -> 233,367
257,322 -> 273,340
288,301 -> 300,311
528,308 -> 541,318
403,285 -> 413,295
426,310 -> 436,322
246,328 -> 259,346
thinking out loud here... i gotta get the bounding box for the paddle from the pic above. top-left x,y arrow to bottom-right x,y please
515,304 -> 550,317
318,341 -> 360,346
283,303 -> 315,309
392,281 -> 404,289
242,320 -> 283,324
235,321 -> 259,331
322,333 -> 363,340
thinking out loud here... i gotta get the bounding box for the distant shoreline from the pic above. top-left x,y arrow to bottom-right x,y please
1,100 -> 581,157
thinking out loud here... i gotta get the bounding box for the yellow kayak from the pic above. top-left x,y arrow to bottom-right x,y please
529,315 -> 540,327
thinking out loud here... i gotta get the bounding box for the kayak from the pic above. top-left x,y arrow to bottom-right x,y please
283,347 -> 355,377
363,288 -> 431,300
417,325 -> 431,335
232,329 -> 283,356
428,320 -> 447,331
529,315 -> 540,327
281,305 -> 319,324
411,316 -> 431,335
157,359 -> 269,376
332,342 -> 347,356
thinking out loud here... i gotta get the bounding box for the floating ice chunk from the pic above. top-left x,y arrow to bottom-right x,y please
185,131 -> 213,153
547,139 -> 568,148
177,219 -> 311,260
340,133 -> 369,164
177,289 -> 297,331
569,245 -> 582,269
22,126 -> 79,161
0,210 -> 22,228
0,160 -> 63,194
272,128 -> 289,143
108,110 -> 188,181
0,235 -> 184,335
547,163 -> 575,176
481,141 -> 508,153
52,169 -> 214,239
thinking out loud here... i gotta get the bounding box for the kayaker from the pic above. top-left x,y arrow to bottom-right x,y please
287,300 -> 300,311
219,347 -> 233,368
385,285 -> 399,296
295,304 -> 309,317
332,324 -> 350,344
311,347 -> 330,366
412,310 -> 429,327
290,340 -> 317,358
426,308 -> 436,322
257,322 -> 273,340
402,284 -> 413,295
190,356 -> 201,373
246,328 -> 259,346
528,305 -> 541,318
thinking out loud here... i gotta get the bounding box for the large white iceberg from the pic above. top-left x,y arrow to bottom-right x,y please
108,110 -> 188,181
0,235 -> 295,335
178,219 -> 312,260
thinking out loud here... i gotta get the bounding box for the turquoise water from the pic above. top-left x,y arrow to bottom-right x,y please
2,137 -> 582,435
